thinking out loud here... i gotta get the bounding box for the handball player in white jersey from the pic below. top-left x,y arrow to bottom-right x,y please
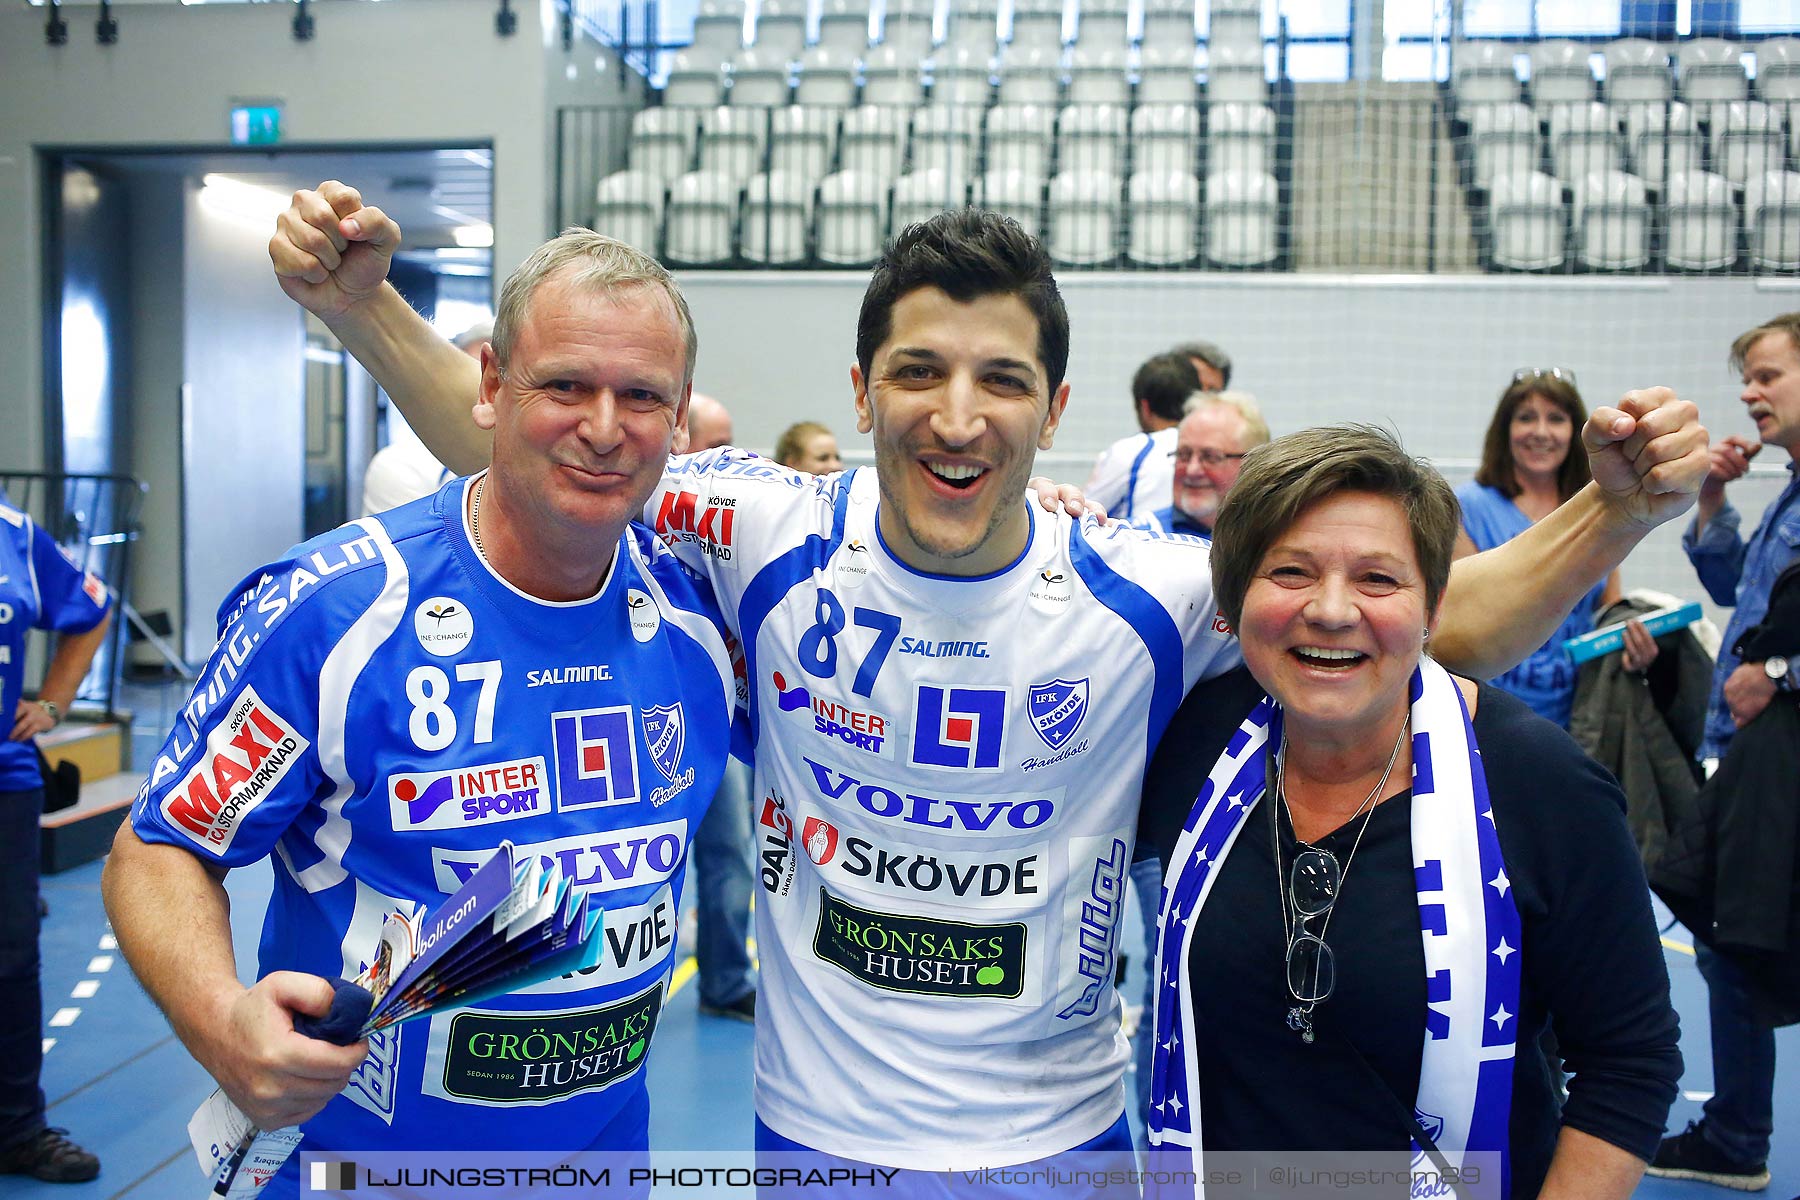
269,185 -> 1708,1178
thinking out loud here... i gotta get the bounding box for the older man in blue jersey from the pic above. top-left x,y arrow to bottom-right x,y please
103,231 -> 740,1193
268,186 -> 1709,1177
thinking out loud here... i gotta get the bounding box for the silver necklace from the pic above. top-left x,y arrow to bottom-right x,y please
1272,713 -> 1410,1044
470,475 -> 487,558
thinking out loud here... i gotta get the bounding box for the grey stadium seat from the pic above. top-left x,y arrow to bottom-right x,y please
1487,169 -> 1566,271
815,171 -> 888,265
1573,169 -> 1650,271
664,171 -> 741,265
593,171 -> 666,259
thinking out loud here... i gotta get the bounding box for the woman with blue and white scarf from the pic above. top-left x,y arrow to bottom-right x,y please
1136,427 -> 1682,1200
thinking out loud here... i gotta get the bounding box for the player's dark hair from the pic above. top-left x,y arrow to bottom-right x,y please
1131,353 -> 1202,424
856,209 -> 1070,395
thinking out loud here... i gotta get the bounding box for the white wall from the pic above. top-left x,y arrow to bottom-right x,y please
1,0 -> 637,654
126,173 -> 189,659
677,269 -> 1797,625
181,189 -> 307,659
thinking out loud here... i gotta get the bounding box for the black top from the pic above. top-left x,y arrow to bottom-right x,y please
1138,667 -> 1682,1199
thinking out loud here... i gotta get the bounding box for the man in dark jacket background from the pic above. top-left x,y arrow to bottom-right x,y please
1649,314 -> 1800,1194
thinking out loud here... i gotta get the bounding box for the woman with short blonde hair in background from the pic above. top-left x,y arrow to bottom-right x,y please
773,422 -> 843,475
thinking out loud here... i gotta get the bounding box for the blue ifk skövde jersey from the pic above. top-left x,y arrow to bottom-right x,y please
131,476 -> 739,1181
0,493 -> 111,791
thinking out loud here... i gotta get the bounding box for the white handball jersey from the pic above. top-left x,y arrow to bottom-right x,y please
1082,427 -> 1178,523
647,449 -> 1240,1168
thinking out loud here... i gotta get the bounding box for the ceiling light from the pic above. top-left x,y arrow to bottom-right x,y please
453,224 -> 495,248
198,174 -> 289,228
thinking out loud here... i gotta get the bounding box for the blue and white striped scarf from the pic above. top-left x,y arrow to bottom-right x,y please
1147,658 -> 1522,1197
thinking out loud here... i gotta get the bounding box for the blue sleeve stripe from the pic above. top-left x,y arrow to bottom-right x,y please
1121,436 -> 1155,521
1067,524 -> 1186,761
733,470 -> 855,747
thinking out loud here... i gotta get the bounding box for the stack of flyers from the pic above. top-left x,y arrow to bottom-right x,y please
190,843 -> 608,1196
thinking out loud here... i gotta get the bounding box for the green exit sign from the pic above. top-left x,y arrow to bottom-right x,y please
230,105 -> 282,146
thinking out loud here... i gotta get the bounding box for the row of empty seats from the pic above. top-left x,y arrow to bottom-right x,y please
689,0 -> 1264,61
1453,37 -> 1800,109
625,101 -> 1276,186
1466,98 -> 1800,188
593,165 -> 1280,267
664,41 -> 1270,107
1486,167 -> 1800,271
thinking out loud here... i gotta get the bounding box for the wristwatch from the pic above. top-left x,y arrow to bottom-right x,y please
39,699 -> 59,725
1765,655 -> 1792,692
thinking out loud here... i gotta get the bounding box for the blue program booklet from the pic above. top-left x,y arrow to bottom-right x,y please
1562,601 -> 1703,665
193,843 -> 604,1196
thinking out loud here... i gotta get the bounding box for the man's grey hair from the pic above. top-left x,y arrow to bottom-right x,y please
1170,339 -> 1233,388
491,228 -> 698,387
1182,389 -> 1271,448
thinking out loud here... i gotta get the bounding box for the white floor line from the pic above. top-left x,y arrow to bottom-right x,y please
41,1038 -> 55,1056
72,979 -> 100,999
86,955 -> 114,973
48,1007 -> 81,1028
99,934 -> 117,950
1682,1090 -> 1715,1102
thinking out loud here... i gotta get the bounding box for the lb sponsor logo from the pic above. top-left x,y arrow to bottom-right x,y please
429,820 -> 688,894
909,684 -> 1007,771
773,671 -> 892,759
897,637 -> 990,659
344,1025 -> 402,1125
1026,678 -> 1089,750
1028,566 -> 1072,615
813,890 -> 1027,998
550,706 -> 641,811
159,686 -> 308,855
836,538 -> 872,587
757,790 -> 798,897
625,589 -> 660,642
640,703 -> 686,781
801,816 -> 839,865
413,596 -> 474,657
813,822 -> 1046,909
526,664 -> 613,688
802,757 -> 1058,834
1057,837 -> 1128,1020
387,756 -> 549,832
430,985 -> 663,1105
653,490 -> 735,560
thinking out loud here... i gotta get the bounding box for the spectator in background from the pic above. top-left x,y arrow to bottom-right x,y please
1649,313 -> 1800,1195
1455,369 -> 1656,729
1170,339 -> 1232,392
685,393 -> 732,455
1140,391 -> 1270,538
0,492 -> 112,1184
681,391 -> 758,1022
773,422 -> 843,474
1084,352 -> 1202,521
359,320 -> 488,514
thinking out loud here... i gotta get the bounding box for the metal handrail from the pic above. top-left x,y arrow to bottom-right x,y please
0,470 -> 151,720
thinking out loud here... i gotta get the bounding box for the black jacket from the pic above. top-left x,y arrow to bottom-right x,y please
1652,562 -> 1800,1027
1568,597 -> 1711,873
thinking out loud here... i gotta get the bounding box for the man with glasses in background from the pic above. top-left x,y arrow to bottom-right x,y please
1138,391 -> 1270,539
